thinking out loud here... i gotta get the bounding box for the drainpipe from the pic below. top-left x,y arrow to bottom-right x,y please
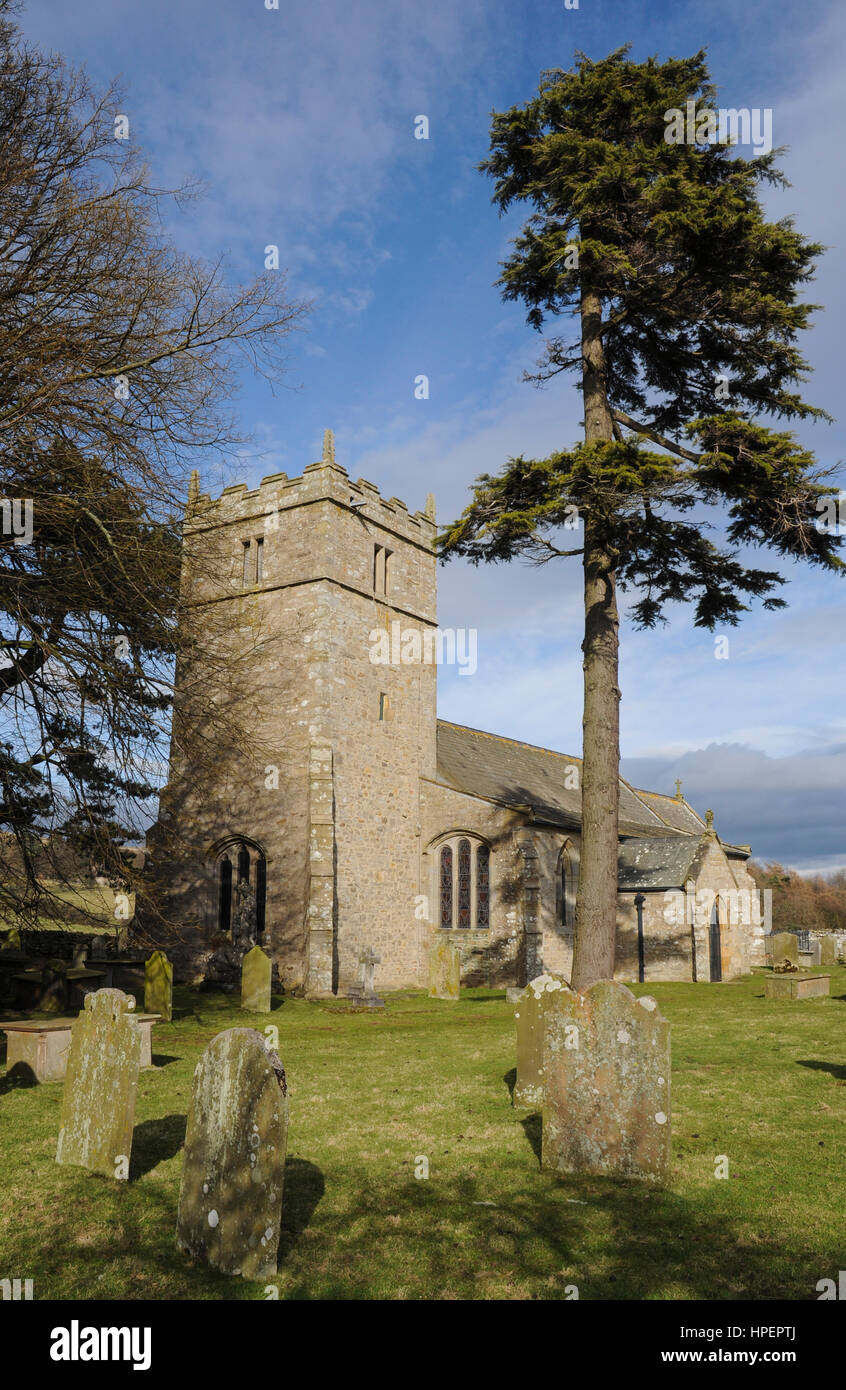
635,892 -> 646,984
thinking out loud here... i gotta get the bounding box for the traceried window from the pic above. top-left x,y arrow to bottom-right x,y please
437,835 -> 491,929
216,840 -> 267,944
557,846 -> 576,930
439,844 -> 453,928
476,845 -> 490,928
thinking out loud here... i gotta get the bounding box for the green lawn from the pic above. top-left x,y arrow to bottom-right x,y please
1,970 -> 843,1300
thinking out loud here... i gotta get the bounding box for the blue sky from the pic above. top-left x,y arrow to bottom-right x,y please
21,0 -> 846,872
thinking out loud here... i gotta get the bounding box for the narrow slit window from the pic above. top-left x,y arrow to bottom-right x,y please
255,536 -> 264,582
374,544 -> 386,593
242,540 -> 251,586
379,692 -> 391,721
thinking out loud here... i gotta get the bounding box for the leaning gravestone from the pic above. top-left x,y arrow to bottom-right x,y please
176,1029 -> 289,1280
55,989 -> 141,1180
769,932 -> 799,966
514,974 -> 569,1108
144,950 -> 173,1022
428,940 -> 460,1000
542,980 -> 671,1181
241,945 -> 271,1014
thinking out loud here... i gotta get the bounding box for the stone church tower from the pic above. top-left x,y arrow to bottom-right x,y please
149,432 -> 764,994
150,432 -> 440,994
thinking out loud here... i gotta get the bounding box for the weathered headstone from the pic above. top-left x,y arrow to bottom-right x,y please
144,950 -> 173,1022
176,1028 -> 289,1280
819,936 -> 838,967
542,981 -> 671,1181
55,989 -> 141,1179
799,939 -> 822,967
240,945 -> 271,1014
514,974 -> 569,1108
347,947 -> 384,1008
769,932 -> 799,966
428,939 -> 460,1000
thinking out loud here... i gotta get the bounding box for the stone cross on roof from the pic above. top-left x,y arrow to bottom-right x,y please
674,778 -> 684,801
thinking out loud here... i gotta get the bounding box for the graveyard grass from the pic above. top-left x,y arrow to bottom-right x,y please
1,970 -> 844,1301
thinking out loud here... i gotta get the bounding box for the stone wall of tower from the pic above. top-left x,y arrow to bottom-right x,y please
146,446 -> 437,993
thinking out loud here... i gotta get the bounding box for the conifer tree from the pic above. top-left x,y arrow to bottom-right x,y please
438,48 -> 842,989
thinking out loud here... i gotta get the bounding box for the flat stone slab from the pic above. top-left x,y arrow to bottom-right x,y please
176,1028 -> 289,1281
55,989 -> 142,1179
765,974 -> 830,1000
542,981 -> 671,1181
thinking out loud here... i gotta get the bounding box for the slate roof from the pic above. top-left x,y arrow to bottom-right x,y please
617,836 -> 703,890
435,720 -> 709,845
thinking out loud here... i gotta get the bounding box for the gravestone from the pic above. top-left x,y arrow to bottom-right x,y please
428,940 -> 460,1000
819,936 -> 838,967
240,946 -> 271,1014
347,948 -> 384,1008
513,974 -> 569,1108
41,960 -> 69,1014
769,932 -> 799,966
55,989 -> 141,1179
176,1028 -> 289,1280
144,950 -> 173,1022
542,980 -> 671,1181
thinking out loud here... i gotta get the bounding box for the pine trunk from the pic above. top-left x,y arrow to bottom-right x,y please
571,286 -> 621,991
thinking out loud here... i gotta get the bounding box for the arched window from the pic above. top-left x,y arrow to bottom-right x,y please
255,857 -> 267,943
440,844 -> 453,928
213,839 -> 266,942
557,845 -> 576,930
457,839 -> 472,928
436,835 -> 491,929
218,856 -> 232,934
476,845 -> 490,928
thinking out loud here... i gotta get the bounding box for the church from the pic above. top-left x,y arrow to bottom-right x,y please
146,432 -> 766,995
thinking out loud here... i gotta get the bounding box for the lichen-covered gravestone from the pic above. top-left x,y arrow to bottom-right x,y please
144,950 -> 173,1022
513,974 -> 569,1108
176,1028 -> 289,1281
428,939 -> 460,1000
542,980 -> 671,1181
769,932 -> 799,966
241,945 -> 271,1014
55,989 -> 141,1180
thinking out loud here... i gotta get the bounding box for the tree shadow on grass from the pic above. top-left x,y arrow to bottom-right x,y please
796,1058 -> 846,1081
277,1157 -> 325,1260
521,1112 -> 542,1164
503,1067 -> 516,1101
130,1113 -> 187,1181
